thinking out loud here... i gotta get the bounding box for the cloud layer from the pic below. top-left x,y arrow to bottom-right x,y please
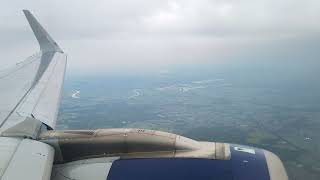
1,0 -> 320,72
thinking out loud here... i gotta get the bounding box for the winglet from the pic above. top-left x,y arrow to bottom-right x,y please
23,10 -> 63,53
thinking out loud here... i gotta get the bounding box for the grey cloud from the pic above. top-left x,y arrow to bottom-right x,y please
0,0 -> 319,71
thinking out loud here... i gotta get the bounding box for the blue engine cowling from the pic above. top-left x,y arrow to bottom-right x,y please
107,144 -> 288,180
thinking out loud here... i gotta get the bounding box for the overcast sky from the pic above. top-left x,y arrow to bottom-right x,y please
1,0 -> 320,73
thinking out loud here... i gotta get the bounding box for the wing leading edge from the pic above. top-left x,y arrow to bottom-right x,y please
0,10 -> 67,138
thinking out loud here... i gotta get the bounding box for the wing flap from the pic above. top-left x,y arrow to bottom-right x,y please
30,52 -> 66,128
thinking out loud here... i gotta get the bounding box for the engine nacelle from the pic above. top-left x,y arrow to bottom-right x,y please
39,128 -> 288,180
39,128 -> 230,162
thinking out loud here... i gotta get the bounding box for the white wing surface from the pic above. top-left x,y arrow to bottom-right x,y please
0,10 -> 66,138
0,10 -> 66,180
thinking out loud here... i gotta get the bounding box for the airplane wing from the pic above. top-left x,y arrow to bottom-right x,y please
0,10 -> 66,180
0,10 -> 66,137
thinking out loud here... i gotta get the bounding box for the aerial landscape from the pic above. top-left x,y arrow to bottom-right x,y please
1,1 -> 319,179
57,64 -> 320,180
